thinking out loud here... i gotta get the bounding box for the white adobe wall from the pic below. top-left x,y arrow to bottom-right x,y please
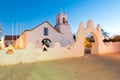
98,42 -> 120,54
26,22 -> 63,48
0,36 -> 5,49
59,24 -> 74,46
73,20 -> 104,56
0,40 -> 120,66
0,43 -> 79,66
25,22 -> 74,48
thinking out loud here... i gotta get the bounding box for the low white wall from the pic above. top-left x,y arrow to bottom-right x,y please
1,42 -> 120,66
92,42 -> 120,54
0,45 -> 80,66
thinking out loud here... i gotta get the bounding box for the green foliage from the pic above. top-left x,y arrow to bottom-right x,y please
101,29 -> 109,38
113,36 -> 120,42
103,35 -> 120,42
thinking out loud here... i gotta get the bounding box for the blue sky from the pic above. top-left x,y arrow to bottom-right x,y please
0,0 -> 120,36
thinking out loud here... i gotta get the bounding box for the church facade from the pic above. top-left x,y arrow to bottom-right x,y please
15,12 -> 74,48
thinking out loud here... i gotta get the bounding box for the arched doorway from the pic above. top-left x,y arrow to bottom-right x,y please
84,33 -> 95,54
73,20 -> 104,56
41,38 -> 51,47
84,32 -> 98,54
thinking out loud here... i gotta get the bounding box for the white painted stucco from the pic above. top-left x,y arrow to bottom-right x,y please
16,12 -> 74,48
0,36 -> 5,49
1,20 -> 120,66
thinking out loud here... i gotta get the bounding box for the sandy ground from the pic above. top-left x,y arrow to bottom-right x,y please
0,53 -> 120,80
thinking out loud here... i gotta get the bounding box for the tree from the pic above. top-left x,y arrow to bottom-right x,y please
84,38 -> 92,48
113,35 -> 120,42
101,29 -> 109,38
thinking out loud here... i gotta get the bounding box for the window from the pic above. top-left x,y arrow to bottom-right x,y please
63,18 -> 66,24
44,27 -> 48,36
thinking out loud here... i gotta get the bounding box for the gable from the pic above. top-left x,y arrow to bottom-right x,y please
25,21 -> 60,34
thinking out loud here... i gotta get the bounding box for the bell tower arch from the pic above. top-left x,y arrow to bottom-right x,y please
56,12 -> 68,25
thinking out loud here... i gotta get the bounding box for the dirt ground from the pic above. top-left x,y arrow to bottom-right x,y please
0,53 -> 120,80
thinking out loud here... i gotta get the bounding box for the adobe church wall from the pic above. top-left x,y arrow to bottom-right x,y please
26,22 -> 62,48
15,12 -> 74,48
25,22 -> 74,48
58,24 -> 74,46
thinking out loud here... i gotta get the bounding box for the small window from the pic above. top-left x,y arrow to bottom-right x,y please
44,27 -> 48,36
63,18 -> 66,24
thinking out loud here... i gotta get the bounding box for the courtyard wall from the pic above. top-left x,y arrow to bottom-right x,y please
99,42 -> 120,54
0,42 -> 120,66
0,43 -> 80,66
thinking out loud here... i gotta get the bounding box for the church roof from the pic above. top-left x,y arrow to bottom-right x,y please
5,35 -> 19,40
24,21 -> 60,33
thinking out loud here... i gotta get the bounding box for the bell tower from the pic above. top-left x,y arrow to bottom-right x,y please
55,12 -> 74,45
56,12 -> 68,26
55,12 -> 70,33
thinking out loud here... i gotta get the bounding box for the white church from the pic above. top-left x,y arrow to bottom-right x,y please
15,12 -> 74,48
